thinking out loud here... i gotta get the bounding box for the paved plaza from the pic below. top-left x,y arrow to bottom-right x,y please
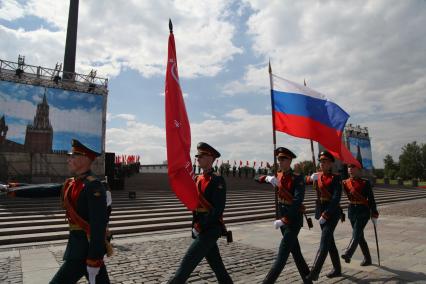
1,199 -> 426,283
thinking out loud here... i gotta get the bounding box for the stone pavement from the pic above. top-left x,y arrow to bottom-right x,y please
1,199 -> 426,283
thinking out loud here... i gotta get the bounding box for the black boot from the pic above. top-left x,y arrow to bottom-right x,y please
305,250 -> 327,281
262,269 -> 279,284
359,240 -> 372,266
341,238 -> 357,263
327,245 -> 342,278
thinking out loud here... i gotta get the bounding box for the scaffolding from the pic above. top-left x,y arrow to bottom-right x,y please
0,56 -> 108,96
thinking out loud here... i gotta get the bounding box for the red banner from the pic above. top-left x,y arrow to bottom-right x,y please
165,24 -> 198,210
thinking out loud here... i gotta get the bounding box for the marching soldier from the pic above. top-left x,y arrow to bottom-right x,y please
257,147 -> 311,284
6,139 -> 110,284
341,163 -> 378,266
232,165 -> 236,177
168,142 -> 233,284
305,151 -> 342,281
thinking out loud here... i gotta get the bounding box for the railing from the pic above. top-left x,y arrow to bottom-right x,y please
0,58 -> 108,95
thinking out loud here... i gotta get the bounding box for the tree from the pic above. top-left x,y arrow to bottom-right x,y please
293,160 -> 315,176
373,168 -> 385,179
398,141 -> 423,179
384,155 -> 399,179
422,144 -> 426,179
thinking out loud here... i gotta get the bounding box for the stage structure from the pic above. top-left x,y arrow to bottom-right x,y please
0,56 -> 108,182
344,124 -> 374,171
316,124 -> 374,180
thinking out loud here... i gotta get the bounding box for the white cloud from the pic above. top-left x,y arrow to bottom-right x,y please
1,0 -> 242,79
202,112 -> 216,119
230,0 -> 426,167
0,0 -> 26,21
105,107 -> 316,165
113,113 -> 137,121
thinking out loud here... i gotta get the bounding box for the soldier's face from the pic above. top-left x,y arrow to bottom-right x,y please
348,165 -> 359,177
197,154 -> 214,169
319,158 -> 333,172
277,156 -> 292,171
67,154 -> 91,174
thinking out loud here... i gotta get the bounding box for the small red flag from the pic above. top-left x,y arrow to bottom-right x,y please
165,21 -> 198,211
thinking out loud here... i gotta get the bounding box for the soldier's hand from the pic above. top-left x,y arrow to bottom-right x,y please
192,228 -> 199,237
0,184 -> 9,192
87,266 -> 100,284
371,217 -> 378,226
274,220 -> 284,229
310,173 -> 318,182
265,176 -> 278,187
319,216 -> 327,225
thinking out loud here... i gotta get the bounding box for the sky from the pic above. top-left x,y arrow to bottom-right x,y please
0,0 -> 425,167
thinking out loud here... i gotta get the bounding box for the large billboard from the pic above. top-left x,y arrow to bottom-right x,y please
347,136 -> 373,170
0,80 -> 105,154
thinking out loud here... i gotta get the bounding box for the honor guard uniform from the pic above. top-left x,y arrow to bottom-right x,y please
168,142 -> 233,284
258,147 -> 311,284
8,139 -> 111,283
341,163 -> 379,266
305,151 -> 342,281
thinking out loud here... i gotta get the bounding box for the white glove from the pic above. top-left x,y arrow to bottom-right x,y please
274,220 -> 284,229
371,217 -> 378,226
87,266 -> 100,284
319,216 -> 327,225
192,228 -> 199,237
265,176 -> 278,187
310,173 -> 318,182
106,191 -> 112,207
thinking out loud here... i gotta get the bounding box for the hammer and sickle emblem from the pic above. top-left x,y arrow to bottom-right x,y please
174,120 -> 181,128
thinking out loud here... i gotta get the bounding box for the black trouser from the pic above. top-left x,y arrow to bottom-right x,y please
344,206 -> 370,260
50,260 -> 110,284
168,226 -> 232,284
263,225 -> 310,284
309,213 -> 341,278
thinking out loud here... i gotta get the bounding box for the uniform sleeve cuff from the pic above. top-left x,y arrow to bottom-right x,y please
86,258 -> 103,267
372,213 -> 379,218
321,213 -> 329,220
281,216 -> 290,224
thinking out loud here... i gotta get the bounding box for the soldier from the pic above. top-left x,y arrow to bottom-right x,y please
6,139 -> 110,284
257,147 -> 311,283
305,151 -> 342,281
341,163 -> 378,266
232,165 -> 236,177
168,142 -> 233,284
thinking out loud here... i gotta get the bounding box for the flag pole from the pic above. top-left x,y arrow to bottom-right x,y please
269,60 -> 279,219
304,79 -> 317,170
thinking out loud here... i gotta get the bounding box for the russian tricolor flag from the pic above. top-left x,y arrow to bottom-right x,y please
272,75 -> 360,167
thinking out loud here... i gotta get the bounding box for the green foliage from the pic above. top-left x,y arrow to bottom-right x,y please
384,141 -> 426,180
383,154 -> 399,179
398,141 -> 424,179
373,168 -> 385,179
293,160 -> 315,176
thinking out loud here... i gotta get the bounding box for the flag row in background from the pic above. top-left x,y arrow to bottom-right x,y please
193,159 -> 272,168
115,155 -> 141,165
